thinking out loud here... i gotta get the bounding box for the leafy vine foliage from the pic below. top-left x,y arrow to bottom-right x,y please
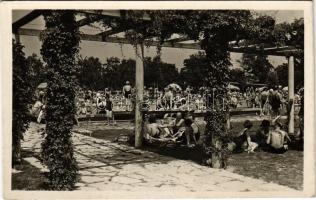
40,10 -> 80,190
12,40 -> 34,166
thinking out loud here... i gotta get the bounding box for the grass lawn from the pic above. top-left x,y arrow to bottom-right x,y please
228,150 -> 303,190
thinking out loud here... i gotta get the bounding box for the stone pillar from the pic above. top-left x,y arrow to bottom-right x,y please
288,55 -> 295,135
135,43 -> 144,148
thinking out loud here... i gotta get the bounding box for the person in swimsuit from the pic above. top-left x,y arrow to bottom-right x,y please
233,120 -> 258,153
123,81 -> 132,99
105,94 -> 115,126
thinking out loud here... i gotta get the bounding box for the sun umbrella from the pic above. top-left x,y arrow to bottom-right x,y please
257,86 -> 268,92
166,83 -> 182,92
37,82 -> 47,89
227,84 -> 240,91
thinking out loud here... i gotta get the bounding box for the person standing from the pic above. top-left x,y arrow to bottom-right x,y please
163,88 -> 174,110
123,81 -> 132,111
105,94 -> 115,126
269,89 -> 281,117
123,81 -> 132,99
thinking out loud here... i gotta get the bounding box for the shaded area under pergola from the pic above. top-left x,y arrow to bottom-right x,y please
13,10 -> 301,147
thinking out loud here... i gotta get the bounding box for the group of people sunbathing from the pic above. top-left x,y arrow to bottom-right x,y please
144,113 -> 293,154
144,112 -> 207,148
233,116 -> 292,154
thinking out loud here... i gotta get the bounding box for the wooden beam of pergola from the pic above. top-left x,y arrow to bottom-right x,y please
79,10 -> 151,21
96,27 -> 125,37
76,15 -> 104,27
166,36 -> 190,43
17,28 -> 300,56
13,10 -> 301,56
12,10 -> 43,33
18,28 -> 201,49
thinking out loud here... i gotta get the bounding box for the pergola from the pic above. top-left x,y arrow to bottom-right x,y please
13,10 -> 301,147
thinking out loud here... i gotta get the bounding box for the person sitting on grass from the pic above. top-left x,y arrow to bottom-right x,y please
169,112 -> 188,143
255,119 -> 271,149
266,122 -> 291,154
172,112 -> 185,134
183,114 -> 207,148
233,120 -> 258,153
144,114 -> 175,143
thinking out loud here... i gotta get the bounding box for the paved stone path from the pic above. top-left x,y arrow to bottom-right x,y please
22,123 -> 296,192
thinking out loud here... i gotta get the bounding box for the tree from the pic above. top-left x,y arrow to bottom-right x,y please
26,54 -> 46,92
266,68 -> 279,88
274,18 -> 304,90
238,53 -> 274,83
229,67 -> 246,87
145,56 -> 179,89
276,61 -> 304,90
40,10 -> 79,190
77,56 -> 104,90
12,40 -> 34,166
103,57 -> 122,89
180,52 -> 208,89
108,58 -> 135,90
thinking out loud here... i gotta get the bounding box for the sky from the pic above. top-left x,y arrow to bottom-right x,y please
13,10 -> 303,70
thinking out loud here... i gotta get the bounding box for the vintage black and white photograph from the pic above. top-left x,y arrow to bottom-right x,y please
1,1 -> 315,198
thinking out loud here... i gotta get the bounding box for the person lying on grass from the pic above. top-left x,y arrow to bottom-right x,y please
144,114 -> 177,143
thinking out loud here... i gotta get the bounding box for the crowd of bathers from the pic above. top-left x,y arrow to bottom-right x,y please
230,86 -> 303,117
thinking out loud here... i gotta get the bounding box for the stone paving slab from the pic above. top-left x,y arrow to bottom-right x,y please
21,122 -> 297,192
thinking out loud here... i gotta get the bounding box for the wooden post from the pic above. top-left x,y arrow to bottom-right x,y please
135,42 -> 144,148
15,32 -> 21,43
288,55 -> 295,135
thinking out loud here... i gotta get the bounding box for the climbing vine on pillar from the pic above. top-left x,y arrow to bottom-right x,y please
200,35 -> 231,168
12,40 -> 34,166
40,10 -> 80,190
